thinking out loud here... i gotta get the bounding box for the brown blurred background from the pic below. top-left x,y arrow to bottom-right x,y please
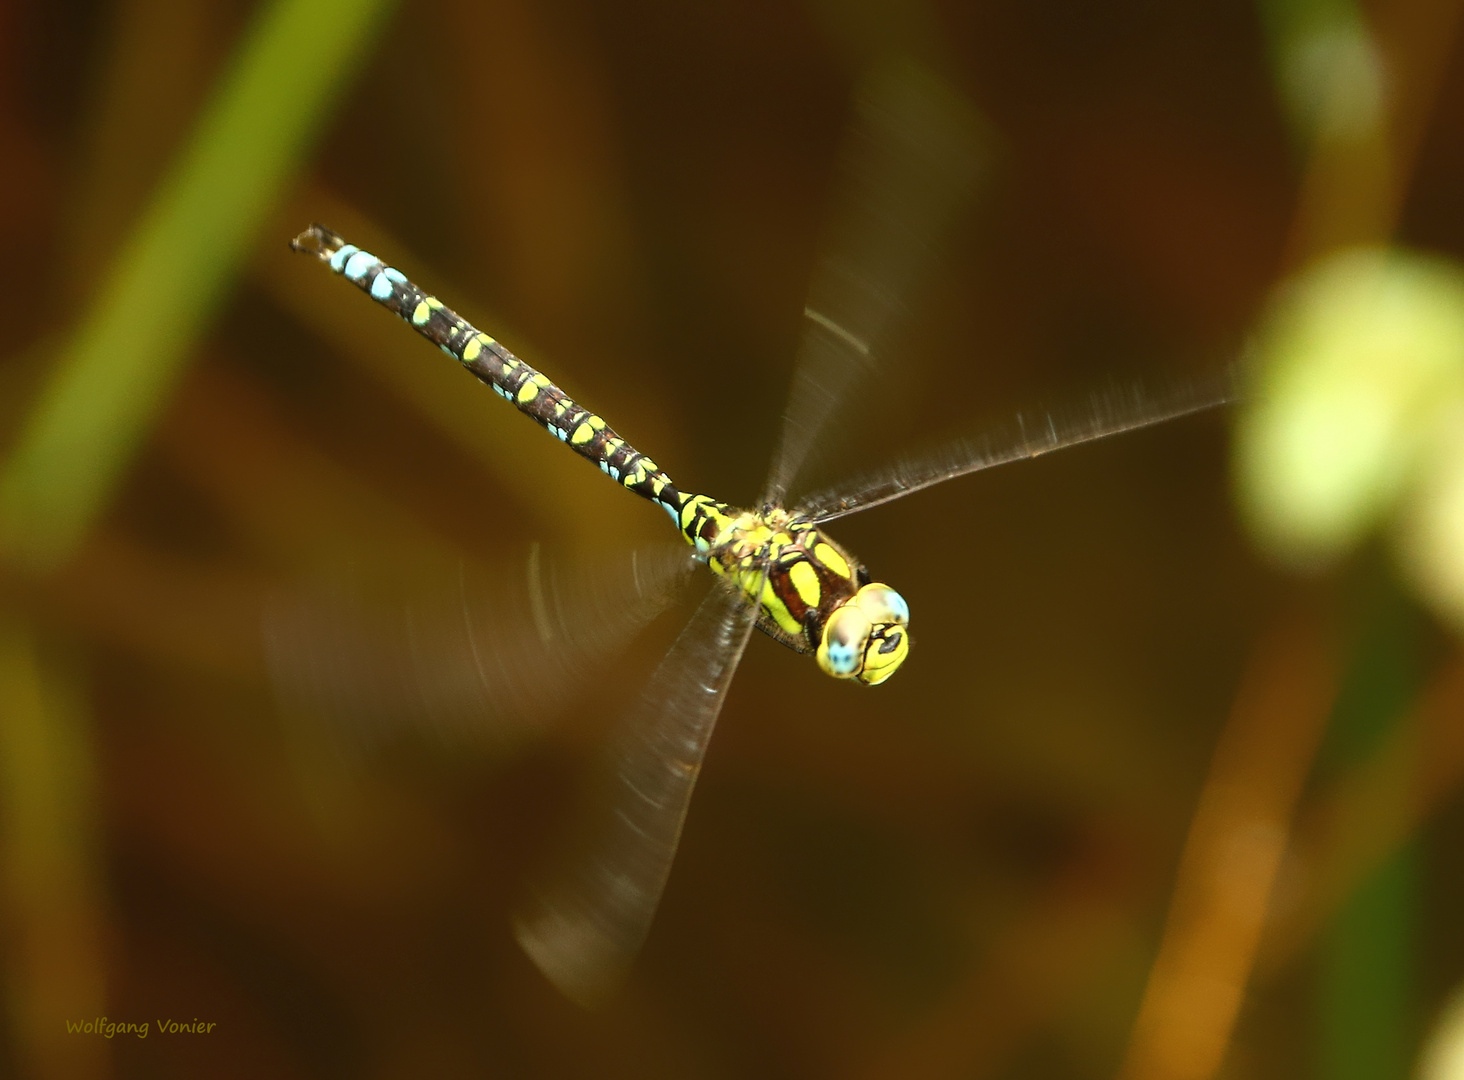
2,0 -> 1463,1077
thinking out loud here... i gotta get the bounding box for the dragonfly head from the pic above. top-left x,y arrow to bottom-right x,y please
816,583 -> 910,685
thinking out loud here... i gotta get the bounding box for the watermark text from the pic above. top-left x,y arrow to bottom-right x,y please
65,1017 -> 217,1039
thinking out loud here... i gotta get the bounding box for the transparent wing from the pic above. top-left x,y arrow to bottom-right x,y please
761,57 -> 990,508
513,573 -> 762,1005
263,542 -> 695,754
798,367 -> 1239,523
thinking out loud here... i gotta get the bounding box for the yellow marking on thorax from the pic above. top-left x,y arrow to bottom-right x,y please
814,542 -> 851,580
788,561 -> 821,608
764,579 -> 803,634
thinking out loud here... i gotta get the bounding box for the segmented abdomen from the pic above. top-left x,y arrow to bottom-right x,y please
292,225 -> 684,526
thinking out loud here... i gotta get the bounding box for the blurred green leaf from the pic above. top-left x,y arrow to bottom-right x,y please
1317,580 -> 1422,1080
1255,0 -> 1384,145
0,0 -> 397,574
1235,246 -> 1464,570
1397,407 -> 1464,634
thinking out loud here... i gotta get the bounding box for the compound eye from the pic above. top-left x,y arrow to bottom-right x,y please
817,604 -> 873,679
853,583 -> 909,627
857,624 -> 909,685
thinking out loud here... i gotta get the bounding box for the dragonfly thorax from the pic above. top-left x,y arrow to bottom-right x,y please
677,496 -> 911,685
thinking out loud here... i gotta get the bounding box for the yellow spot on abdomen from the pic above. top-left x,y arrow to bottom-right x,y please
411,300 -> 431,326
570,415 -> 606,444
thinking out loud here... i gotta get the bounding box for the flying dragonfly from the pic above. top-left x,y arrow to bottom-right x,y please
284,62 -> 1234,1004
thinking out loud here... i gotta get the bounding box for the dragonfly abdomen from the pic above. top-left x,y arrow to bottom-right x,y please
291,225 -> 685,525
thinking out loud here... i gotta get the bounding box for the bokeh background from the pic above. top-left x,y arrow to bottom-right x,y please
2,0 -> 1464,1077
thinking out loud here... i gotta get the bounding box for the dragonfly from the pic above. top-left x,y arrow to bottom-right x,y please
286,63 -> 1233,1004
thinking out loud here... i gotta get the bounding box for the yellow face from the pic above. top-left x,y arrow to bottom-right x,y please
815,583 -> 911,685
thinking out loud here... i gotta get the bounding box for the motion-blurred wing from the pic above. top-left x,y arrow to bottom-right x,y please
513,574 -> 762,1005
263,542 -> 695,754
761,57 -> 989,509
798,368 -> 1239,523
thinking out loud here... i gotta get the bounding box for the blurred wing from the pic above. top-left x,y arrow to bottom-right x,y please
798,368 -> 1239,523
513,573 -> 762,1005
761,57 -> 989,508
263,542 -> 695,753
